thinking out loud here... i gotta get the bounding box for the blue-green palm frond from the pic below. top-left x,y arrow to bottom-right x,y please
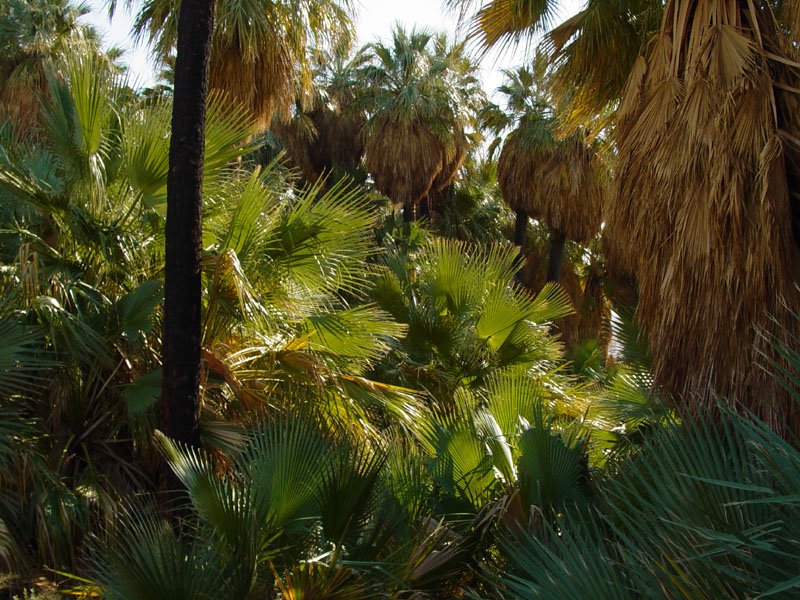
0,296 -> 54,399
316,438 -> 385,548
236,412 -> 331,553
494,508 -> 634,600
91,505 -> 228,600
515,409 -> 589,515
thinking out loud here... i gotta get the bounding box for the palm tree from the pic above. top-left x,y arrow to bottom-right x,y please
133,0 -> 355,130
0,0 -> 110,133
447,0 -> 663,128
453,0 -> 800,435
607,0 -> 800,433
161,0 -> 217,453
358,27 -> 484,222
272,40 -> 368,186
487,63 -> 603,285
369,236 -> 575,403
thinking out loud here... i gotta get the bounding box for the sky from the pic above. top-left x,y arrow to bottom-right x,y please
81,0 -> 583,96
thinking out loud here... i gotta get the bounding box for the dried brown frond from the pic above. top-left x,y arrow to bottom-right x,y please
363,117 -> 446,206
273,106 -> 365,185
609,0 -> 800,434
431,129 -> 469,193
578,267 -> 612,357
209,38 -> 294,130
271,117 -> 319,183
0,66 -> 47,134
599,232 -> 638,308
497,128 -> 603,243
306,108 -> 365,176
497,128 -> 543,216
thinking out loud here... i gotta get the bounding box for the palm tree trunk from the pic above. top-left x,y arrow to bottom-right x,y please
514,209 -> 528,284
403,201 -> 415,223
418,196 -> 431,221
546,230 -> 566,284
161,0 -> 216,450
514,209 -> 528,249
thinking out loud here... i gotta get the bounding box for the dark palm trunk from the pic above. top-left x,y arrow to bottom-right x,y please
161,0 -> 216,450
418,196 -> 431,221
514,209 -> 528,284
546,230 -> 566,284
403,201 -> 415,223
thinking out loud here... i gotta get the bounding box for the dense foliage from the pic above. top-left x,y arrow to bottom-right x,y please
1,0 -> 799,598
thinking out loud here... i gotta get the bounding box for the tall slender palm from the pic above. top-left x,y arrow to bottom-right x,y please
358,27 -> 484,221
161,0 -> 216,453
133,0 -> 355,130
487,62 -> 603,285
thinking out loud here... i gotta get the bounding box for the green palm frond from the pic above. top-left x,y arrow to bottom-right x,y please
91,506 -> 227,600
259,177 -> 376,303
0,297 -> 53,399
302,305 -> 406,367
110,279 -> 163,342
33,294 -> 111,369
483,374 -> 544,436
424,415 -> 497,511
495,509 -> 634,600
124,92 -> 259,209
41,52 -> 122,207
122,368 -> 161,422
316,439 -> 385,548
493,403 -> 800,599
0,141 -> 67,214
216,168 -> 278,261
236,412 -> 331,552
121,97 -> 171,206
515,410 -> 588,515
273,562 -> 372,600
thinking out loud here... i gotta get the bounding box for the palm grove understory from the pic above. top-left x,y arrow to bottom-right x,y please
1,0 -> 800,598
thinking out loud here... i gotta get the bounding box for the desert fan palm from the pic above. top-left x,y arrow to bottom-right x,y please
607,0 -> 800,433
490,63 -> 603,283
359,27 -> 483,219
273,40 -> 368,185
133,0 -> 356,129
0,0 -> 113,133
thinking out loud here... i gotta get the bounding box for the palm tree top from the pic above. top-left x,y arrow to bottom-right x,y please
132,0 -> 356,127
358,25 -> 484,146
447,0 -> 664,127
